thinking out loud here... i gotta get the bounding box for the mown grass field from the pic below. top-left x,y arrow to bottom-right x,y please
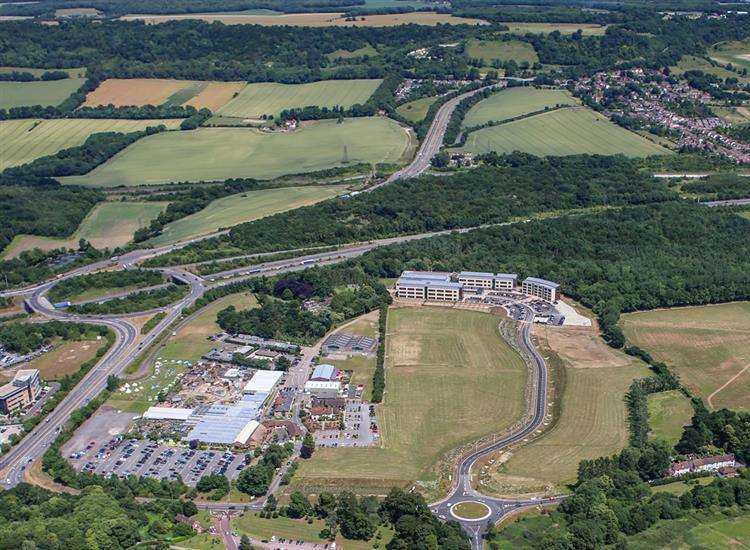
396,95 -> 439,123
121,11 -> 484,26
148,185 -> 345,246
647,390 -> 694,446
83,78 -> 245,110
216,79 -> 382,119
62,118 -> 413,187
465,39 -> 538,65
293,306 -> 527,495
0,77 -> 86,110
479,325 -> 650,497
458,107 -> 672,157
621,302 -> 750,412
109,292 -> 257,412
0,118 -> 182,171
499,22 -> 609,35
326,44 -> 378,60
462,87 -> 578,127
21,339 -> 104,381
2,201 -> 168,258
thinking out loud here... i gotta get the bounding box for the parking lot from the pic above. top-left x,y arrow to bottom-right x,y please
314,402 -> 379,448
69,436 -> 248,486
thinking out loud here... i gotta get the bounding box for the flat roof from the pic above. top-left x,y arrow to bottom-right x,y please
243,370 -> 283,393
400,270 -> 450,282
523,277 -> 560,289
494,273 -> 518,280
143,406 -> 194,421
458,271 -> 494,278
427,282 -> 462,290
305,380 -> 341,389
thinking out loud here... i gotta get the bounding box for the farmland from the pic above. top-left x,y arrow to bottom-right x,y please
2,201 -> 168,259
477,325 -> 650,497
0,118 -> 182,171
621,302 -> 750,412
216,79 -> 382,119
120,12 -> 486,26
292,306 -> 527,495
465,39 -> 539,65
458,107 -> 672,157
83,78 -> 245,110
670,55 -> 750,84
499,22 -> 609,35
62,118 -> 414,187
646,390 -> 694,446
624,510 -> 750,549
396,95 -> 439,123
0,77 -> 85,109
461,87 -> 579,127
148,185 -> 345,246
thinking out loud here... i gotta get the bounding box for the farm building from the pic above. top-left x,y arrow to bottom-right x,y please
322,333 -> 377,355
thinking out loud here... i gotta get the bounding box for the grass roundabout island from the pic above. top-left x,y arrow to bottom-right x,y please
450,501 -> 491,521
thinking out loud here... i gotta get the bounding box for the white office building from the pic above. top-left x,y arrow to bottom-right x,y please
395,271 -> 462,301
493,273 -> 518,290
522,277 -> 560,302
458,271 -> 495,289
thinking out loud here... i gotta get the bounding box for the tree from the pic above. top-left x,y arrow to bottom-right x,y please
430,150 -> 449,168
239,535 -> 254,550
286,491 -> 312,519
264,493 -> 278,512
300,433 -> 315,459
236,465 -> 272,497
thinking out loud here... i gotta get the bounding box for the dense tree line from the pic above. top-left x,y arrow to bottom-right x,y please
0,319 -> 108,354
371,304 -> 387,403
442,84 -> 500,145
0,70 -> 69,81
677,406 -> 750,464
0,102 -> 198,121
681,173 -> 750,200
48,269 -> 164,302
148,154 -> 679,265
0,20 -> 485,83
69,283 -> 188,314
0,182 -> 103,255
0,0 -> 362,17
0,244 -> 105,292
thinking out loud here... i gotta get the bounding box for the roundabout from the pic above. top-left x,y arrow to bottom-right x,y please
450,501 -> 492,522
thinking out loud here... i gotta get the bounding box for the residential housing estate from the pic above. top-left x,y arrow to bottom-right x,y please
395,270 -> 560,303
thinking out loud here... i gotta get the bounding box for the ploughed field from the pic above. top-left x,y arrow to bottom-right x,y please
0,118 -> 183,170
216,79 -> 383,120
457,107 -> 672,157
61,117 -> 413,187
83,78 -> 246,110
461,87 -> 580,128
621,302 -> 750,411
292,306 -> 527,496
1,201 -> 168,259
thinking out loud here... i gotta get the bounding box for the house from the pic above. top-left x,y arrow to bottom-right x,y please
667,454 -> 736,477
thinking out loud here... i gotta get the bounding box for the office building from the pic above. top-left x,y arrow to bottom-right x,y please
522,277 -> 560,302
0,369 -> 41,415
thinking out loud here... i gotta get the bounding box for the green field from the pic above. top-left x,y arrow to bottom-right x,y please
671,55 -> 750,84
624,510 -> 750,550
62,118 -> 413,187
621,302 -> 750,412
479,325 -> 650,497
652,477 -> 714,496
709,38 -> 750,72
109,292 -> 257,412
465,39 -> 538,65
0,77 -> 86,109
498,22 -> 608,35
458,107 -> 672,157
396,95 -> 439,123
1,201 -> 168,259
0,118 -> 183,171
647,390 -> 694,446
216,79 -> 382,119
462,87 -> 578,128
293,306 -> 527,496
326,44 -> 378,60
148,185 -> 345,246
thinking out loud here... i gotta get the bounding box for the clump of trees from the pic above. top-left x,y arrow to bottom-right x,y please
69,284 -> 188,315
48,269 -> 163,302
0,320 -> 108,354
236,443 -> 294,497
